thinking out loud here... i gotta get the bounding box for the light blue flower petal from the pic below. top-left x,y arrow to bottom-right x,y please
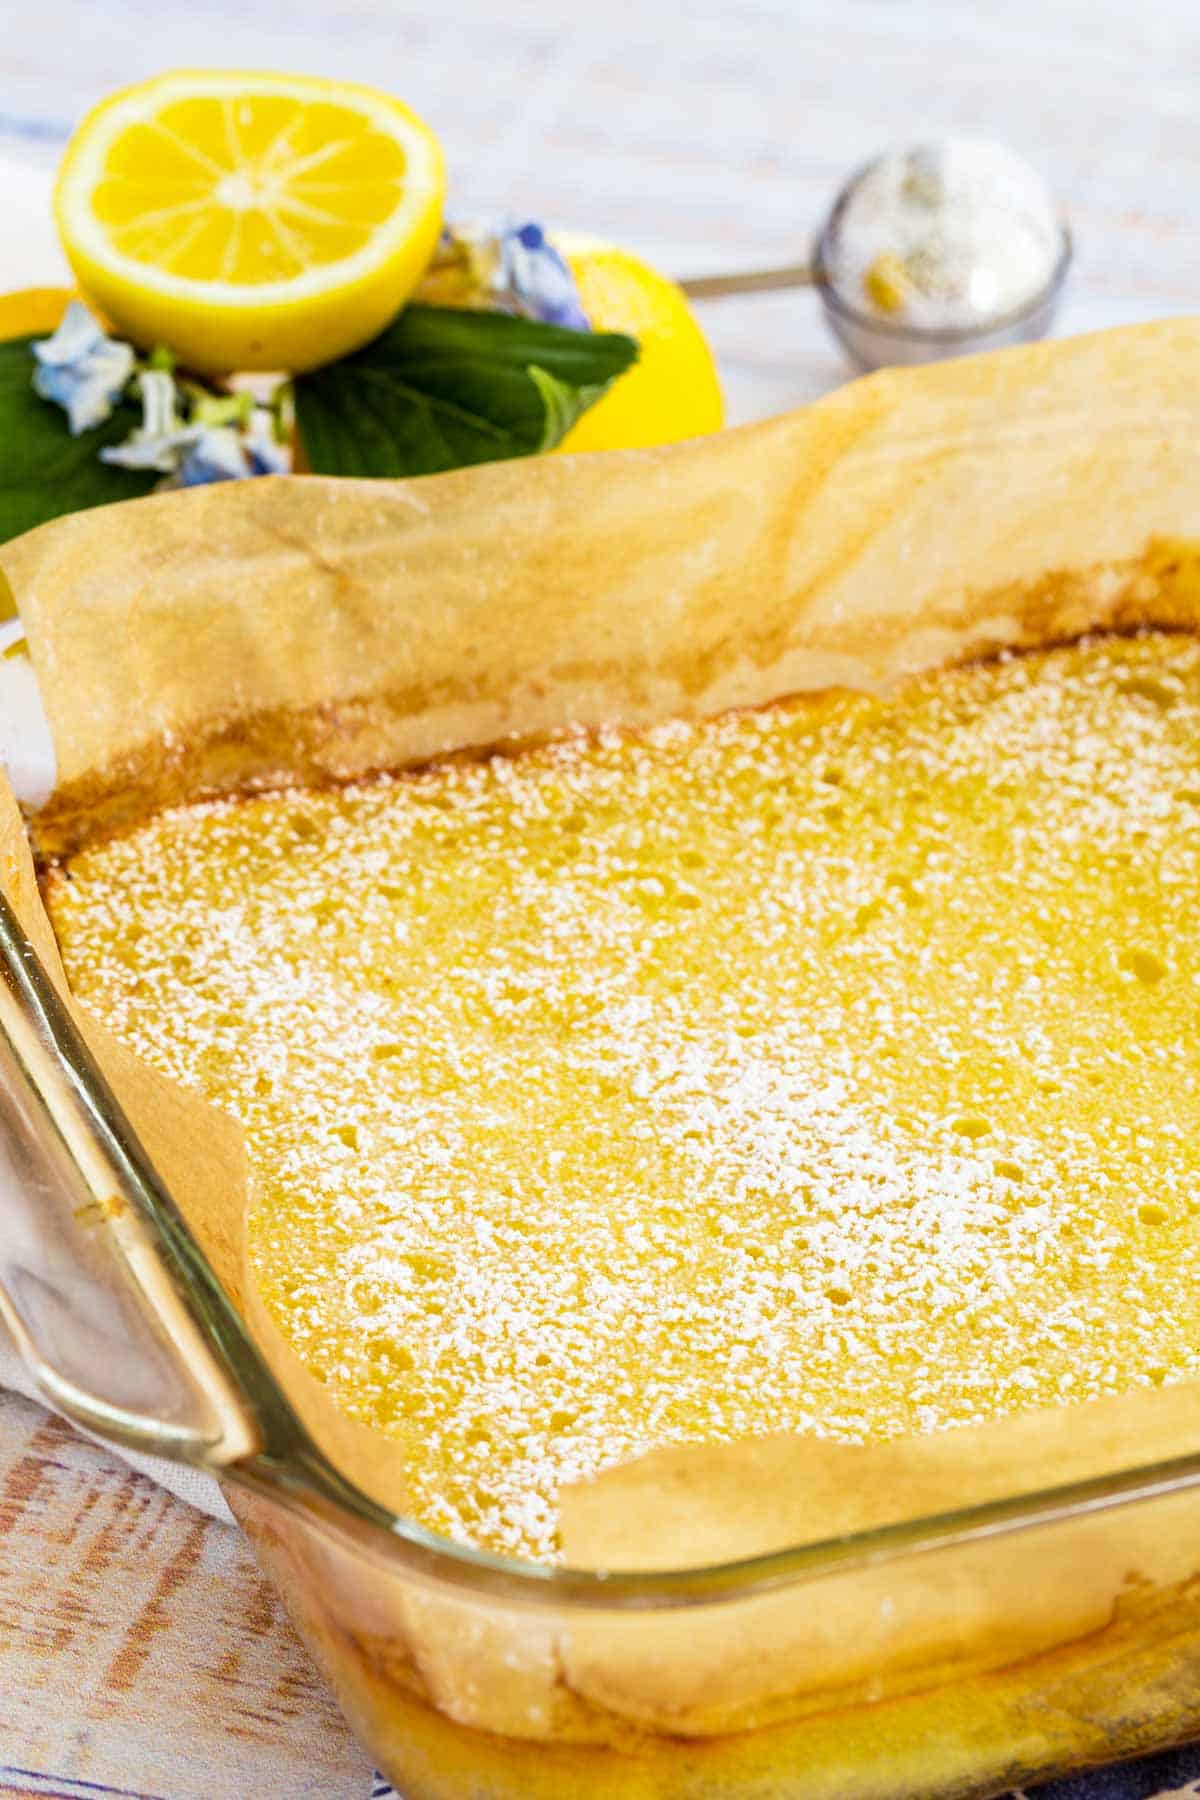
137,367 -> 181,438
496,220 -> 591,329
32,300 -> 106,368
431,219 -> 592,330
177,427 -> 254,485
99,368 -> 190,471
31,302 -> 137,435
99,426 -> 196,474
31,363 -> 79,413
32,337 -> 136,434
244,421 -> 289,476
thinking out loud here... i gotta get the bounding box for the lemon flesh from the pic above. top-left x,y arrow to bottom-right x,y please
46,633 -> 1200,1560
54,70 -> 445,373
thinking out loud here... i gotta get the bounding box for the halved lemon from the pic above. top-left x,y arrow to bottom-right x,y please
54,69 -> 445,374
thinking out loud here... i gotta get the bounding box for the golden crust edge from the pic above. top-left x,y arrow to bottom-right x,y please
25,540 -> 1200,860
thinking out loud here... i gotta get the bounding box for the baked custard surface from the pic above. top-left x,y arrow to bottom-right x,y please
45,632 -> 1200,1558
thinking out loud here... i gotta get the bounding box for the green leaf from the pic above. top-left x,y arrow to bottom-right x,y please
294,305 -> 637,479
527,365 -> 610,453
0,335 -> 158,543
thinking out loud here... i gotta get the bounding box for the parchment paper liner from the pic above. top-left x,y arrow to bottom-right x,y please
6,316 -> 1200,1747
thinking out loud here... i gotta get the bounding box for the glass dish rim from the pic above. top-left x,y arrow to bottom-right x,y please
233,1425 -> 1200,1612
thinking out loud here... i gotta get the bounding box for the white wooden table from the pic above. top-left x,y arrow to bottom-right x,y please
3,4 -> 1200,1794
0,1391 -> 370,1798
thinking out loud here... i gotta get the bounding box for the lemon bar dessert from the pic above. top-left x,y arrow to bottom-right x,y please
43,628 -> 1200,1562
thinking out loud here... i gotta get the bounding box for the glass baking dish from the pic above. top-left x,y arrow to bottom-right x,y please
7,296 -> 1200,1796
5,870 -> 1200,1800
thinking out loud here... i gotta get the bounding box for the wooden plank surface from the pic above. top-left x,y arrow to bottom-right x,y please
3,4 -> 1200,1796
0,1390 -> 370,1799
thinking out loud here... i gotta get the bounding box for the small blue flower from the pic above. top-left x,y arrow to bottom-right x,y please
495,220 -> 591,330
244,416 -> 289,476
101,363 -> 290,485
99,368 -> 188,472
176,426 -> 255,485
172,414 -> 289,485
32,301 -> 136,435
423,219 -> 592,329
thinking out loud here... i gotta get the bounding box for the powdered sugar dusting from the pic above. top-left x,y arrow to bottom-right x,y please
45,632 -> 1200,1560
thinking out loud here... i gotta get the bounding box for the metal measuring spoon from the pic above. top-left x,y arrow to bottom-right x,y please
680,138 -> 1072,370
